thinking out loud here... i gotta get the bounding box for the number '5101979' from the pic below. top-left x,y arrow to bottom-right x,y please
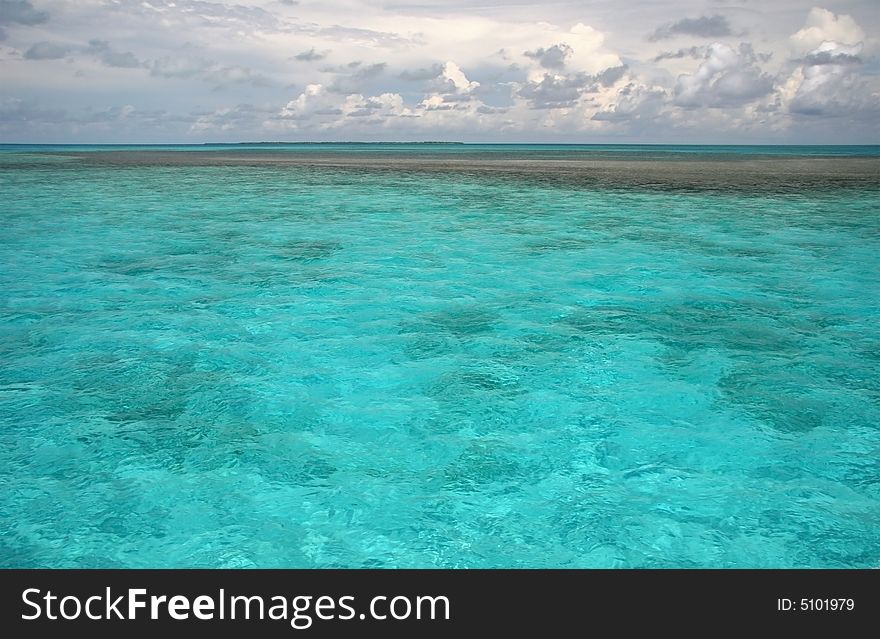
777,598 -> 854,612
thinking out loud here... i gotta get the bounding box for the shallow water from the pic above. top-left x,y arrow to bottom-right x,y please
1,147 -> 879,567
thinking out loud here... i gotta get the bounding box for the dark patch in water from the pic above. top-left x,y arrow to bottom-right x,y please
278,240 -> 341,263
426,306 -> 499,336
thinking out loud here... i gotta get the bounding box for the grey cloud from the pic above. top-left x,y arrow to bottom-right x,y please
596,64 -> 628,87
0,26 -> 6,40
0,0 -> 48,26
790,44 -> 873,117
0,97 -> 64,132
650,15 -> 734,41
473,81 -> 515,108
654,46 -> 706,62
519,64 -> 624,108
102,51 -> 141,68
524,43 -> 572,69
210,66 -> 273,87
519,72 -> 594,109
86,40 -> 142,68
398,64 -> 444,81
476,105 -> 508,114
151,56 -> 214,79
357,63 -> 386,77
802,50 -> 862,66
191,103 -> 276,134
294,48 -> 326,61
151,56 -> 271,87
673,43 -> 773,108
328,62 -> 387,93
23,41 -> 71,60
279,0 -> 298,5
592,83 -> 666,122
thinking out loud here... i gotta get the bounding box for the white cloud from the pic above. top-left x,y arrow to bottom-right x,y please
674,43 -> 774,107
789,41 -> 874,116
790,7 -> 866,52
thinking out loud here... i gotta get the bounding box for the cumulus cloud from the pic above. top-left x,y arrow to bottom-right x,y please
0,0 -> 48,26
790,7 -> 865,51
23,40 -> 71,60
592,82 -> 667,123
523,44 -> 572,69
418,62 -> 481,110
518,72 -> 594,108
277,83 -> 409,130
782,9 -> 874,119
674,43 -> 773,107
650,15 -> 734,41
789,42 -> 873,117
518,62 -> 627,109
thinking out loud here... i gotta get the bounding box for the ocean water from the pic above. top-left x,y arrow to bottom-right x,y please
1,146 -> 878,568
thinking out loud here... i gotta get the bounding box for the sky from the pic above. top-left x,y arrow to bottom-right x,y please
0,0 -> 877,143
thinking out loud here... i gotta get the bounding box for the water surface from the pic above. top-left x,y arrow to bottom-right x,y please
1,145 -> 878,567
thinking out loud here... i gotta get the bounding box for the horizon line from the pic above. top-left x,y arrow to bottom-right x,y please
3,141 -> 880,147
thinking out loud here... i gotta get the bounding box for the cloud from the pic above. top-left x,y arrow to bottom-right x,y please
0,0 -> 48,26
328,62 -> 387,93
523,44 -> 572,70
596,64 -> 627,87
294,48 -> 326,62
150,56 -> 214,79
650,15 -> 734,41
517,62 -> 625,109
23,40 -> 71,60
151,56 -> 271,87
654,46 -> 706,62
277,83 -> 409,129
592,82 -> 667,123
417,61 -> 481,109
398,64 -> 444,81
674,43 -> 773,107
519,72 -> 594,108
790,7 -> 865,52
85,40 -> 142,68
801,49 -> 862,66
789,42 -> 873,117
191,103 -> 275,134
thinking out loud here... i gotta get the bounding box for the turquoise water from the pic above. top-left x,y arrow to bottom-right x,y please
1,147 -> 879,567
